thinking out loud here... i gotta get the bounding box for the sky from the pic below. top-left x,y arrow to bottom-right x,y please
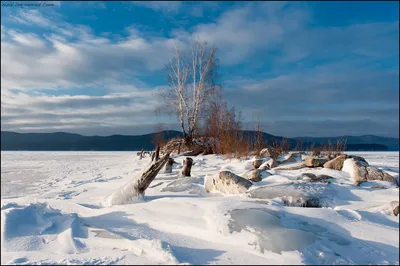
1,1 -> 399,138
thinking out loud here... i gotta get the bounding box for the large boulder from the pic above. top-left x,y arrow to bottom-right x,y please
204,171 -> 253,194
342,158 -> 397,185
366,167 -> 398,183
323,154 -> 350,170
303,156 -> 328,168
243,169 -> 262,182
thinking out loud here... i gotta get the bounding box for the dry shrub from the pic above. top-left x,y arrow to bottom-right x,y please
252,117 -> 264,158
204,99 -> 251,159
309,138 -> 347,157
271,138 -> 291,157
294,140 -> 304,152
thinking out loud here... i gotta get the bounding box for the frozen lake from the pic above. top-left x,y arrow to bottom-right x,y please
1,151 -> 399,265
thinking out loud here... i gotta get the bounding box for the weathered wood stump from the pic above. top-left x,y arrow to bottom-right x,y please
180,157 -> 193,177
165,157 -> 175,173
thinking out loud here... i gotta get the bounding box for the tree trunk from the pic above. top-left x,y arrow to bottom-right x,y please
165,157 -> 175,173
180,157 -> 193,177
102,153 -> 170,206
184,135 -> 193,149
177,142 -> 181,154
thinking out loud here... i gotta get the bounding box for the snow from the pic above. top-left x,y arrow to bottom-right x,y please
1,151 -> 399,265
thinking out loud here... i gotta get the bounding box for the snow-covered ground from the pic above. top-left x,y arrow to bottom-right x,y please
1,151 -> 399,265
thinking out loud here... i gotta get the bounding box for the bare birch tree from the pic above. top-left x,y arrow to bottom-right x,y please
160,39 -> 220,145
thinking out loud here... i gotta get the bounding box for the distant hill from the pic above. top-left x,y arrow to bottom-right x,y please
1,131 -> 182,151
294,135 -> 399,151
1,131 -> 397,151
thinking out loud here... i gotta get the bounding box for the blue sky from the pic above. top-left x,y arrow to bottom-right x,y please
1,1 -> 399,137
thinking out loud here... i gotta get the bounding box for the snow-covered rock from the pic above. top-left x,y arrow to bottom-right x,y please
252,159 -> 263,169
278,152 -> 298,164
259,158 -> 278,170
260,147 -> 278,159
391,201 -> 399,216
342,158 -> 397,185
303,156 -> 328,167
298,173 -> 333,183
242,169 -> 262,182
323,154 -> 349,170
204,171 -> 253,194
246,183 -> 333,207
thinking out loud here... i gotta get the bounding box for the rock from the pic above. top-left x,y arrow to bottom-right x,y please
259,158 -> 278,170
342,158 -> 397,185
299,173 -> 333,183
301,173 -> 317,180
274,165 -> 307,171
260,147 -> 279,159
278,152 -> 298,164
365,167 -> 397,184
303,156 -> 328,167
391,201 -> 399,216
316,174 -> 333,183
370,185 -> 387,189
243,169 -> 262,182
323,154 -> 349,170
204,171 -> 253,194
253,159 -> 263,169
267,158 -> 279,169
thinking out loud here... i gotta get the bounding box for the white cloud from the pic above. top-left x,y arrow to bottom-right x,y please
1,2 -> 398,136
1,89 -> 171,134
131,1 -> 183,14
9,9 -> 52,27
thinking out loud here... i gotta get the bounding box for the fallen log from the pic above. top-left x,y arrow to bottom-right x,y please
102,153 -> 170,207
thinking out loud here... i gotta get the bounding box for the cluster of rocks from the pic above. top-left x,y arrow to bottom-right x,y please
323,154 -> 397,185
202,151 -> 398,213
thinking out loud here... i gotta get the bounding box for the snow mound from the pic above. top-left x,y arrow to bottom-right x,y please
102,176 -> 146,207
135,239 -> 180,265
227,208 -> 318,254
246,183 -> 334,207
161,177 -> 206,195
1,203 -> 87,254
